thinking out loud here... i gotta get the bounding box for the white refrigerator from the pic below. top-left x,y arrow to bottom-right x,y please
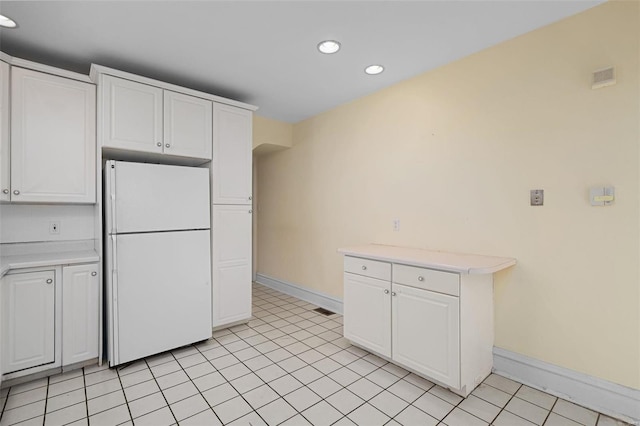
105,160 -> 212,367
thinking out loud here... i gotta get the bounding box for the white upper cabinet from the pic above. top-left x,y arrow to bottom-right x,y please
101,75 -> 213,161
101,75 -> 163,154
212,103 -> 252,204
0,60 -> 9,202
10,67 -> 96,203
164,91 -> 212,159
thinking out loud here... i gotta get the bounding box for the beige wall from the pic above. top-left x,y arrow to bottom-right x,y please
253,115 -> 293,155
256,1 -> 640,389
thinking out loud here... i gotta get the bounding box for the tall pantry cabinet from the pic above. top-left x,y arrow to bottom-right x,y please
91,64 -> 256,331
211,104 -> 253,328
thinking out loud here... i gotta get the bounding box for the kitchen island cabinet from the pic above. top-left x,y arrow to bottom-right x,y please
339,244 -> 515,397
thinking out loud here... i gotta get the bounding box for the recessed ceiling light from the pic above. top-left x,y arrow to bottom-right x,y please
317,40 -> 341,54
0,14 -> 17,28
365,65 -> 384,75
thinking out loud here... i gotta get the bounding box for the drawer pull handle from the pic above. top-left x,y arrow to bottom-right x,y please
384,289 -> 389,294
362,266 -> 367,270
418,276 -> 424,281
391,292 -> 397,296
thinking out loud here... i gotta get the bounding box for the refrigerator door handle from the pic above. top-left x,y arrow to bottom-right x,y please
110,234 -> 119,365
108,161 -> 118,234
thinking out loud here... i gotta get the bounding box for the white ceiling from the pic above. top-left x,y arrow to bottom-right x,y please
0,1 -> 603,123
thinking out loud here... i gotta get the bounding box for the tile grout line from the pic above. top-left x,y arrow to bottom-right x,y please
252,289 -> 397,425
208,302 -> 343,425
486,383 -> 526,426
241,302 -> 368,425
41,376 -> 50,426
82,367 -> 89,424
541,397 -> 561,425
114,361 -> 135,423
0,386 -> 10,423
177,343 -> 228,425
145,357 -> 179,424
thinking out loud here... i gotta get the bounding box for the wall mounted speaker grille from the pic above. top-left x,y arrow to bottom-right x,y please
592,67 -> 616,89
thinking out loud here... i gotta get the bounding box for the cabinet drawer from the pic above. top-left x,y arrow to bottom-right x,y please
344,256 -> 391,281
392,264 -> 459,296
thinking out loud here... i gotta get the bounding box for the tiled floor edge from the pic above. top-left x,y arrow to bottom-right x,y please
255,274 -> 344,315
493,347 -> 640,424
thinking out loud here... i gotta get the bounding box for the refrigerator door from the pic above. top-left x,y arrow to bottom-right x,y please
111,229 -> 212,366
106,160 -> 210,234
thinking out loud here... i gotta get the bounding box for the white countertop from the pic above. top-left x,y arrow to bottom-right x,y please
338,244 -> 516,274
0,240 -> 99,278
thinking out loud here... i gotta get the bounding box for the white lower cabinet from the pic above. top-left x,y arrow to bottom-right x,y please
343,255 -> 493,397
1,270 -> 55,373
1,263 -> 100,378
392,284 -> 460,388
62,264 -> 100,365
343,273 -> 391,358
211,205 -> 252,328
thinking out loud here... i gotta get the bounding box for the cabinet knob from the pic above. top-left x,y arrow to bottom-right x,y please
46,279 -> 53,284
248,210 -> 253,214
391,292 -> 397,296
2,189 -> 8,194
384,289 -> 389,294
418,276 -> 424,282
13,190 -> 19,195
248,196 -> 252,201
165,143 -> 171,148
91,271 -> 97,276
361,265 -> 367,271
157,142 -> 162,147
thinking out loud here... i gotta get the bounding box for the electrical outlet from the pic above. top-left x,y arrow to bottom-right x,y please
49,221 -> 60,234
393,219 -> 400,232
530,189 -> 544,206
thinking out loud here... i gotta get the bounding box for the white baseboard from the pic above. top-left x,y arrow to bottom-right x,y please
255,273 -> 343,315
493,347 -> 640,424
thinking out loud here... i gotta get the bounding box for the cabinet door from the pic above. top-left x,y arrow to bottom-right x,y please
392,283 -> 460,388
0,60 -> 9,202
164,91 -> 212,160
343,273 -> 391,357
101,75 -> 163,154
11,67 -> 96,203
212,103 -> 252,204
212,205 -> 252,327
1,270 -> 55,373
62,264 -> 99,365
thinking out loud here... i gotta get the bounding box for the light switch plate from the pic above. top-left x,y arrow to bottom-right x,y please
530,189 -> 544,206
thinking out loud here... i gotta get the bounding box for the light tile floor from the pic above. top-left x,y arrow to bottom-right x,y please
0,283 -> 631,426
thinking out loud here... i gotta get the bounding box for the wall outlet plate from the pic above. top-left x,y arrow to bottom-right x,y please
590,186 -> 614,206
49,221 -> 60,234
530,189 -> 544,206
